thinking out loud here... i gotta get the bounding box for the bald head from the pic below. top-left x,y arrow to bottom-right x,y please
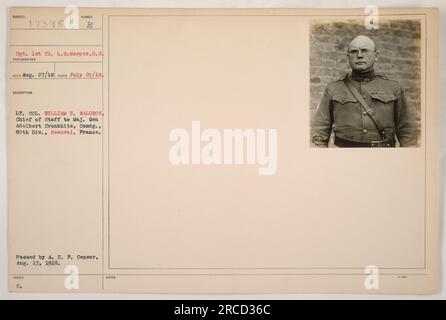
347,35 -> 378,72
348,35 -> 376,51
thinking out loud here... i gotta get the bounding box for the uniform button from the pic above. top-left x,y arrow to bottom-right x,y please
363,129 -> 368,134
362,94 -> 367,99
362,111 -> 367,115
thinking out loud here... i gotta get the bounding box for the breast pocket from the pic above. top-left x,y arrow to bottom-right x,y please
331,94 -> 359,124
370,92 -> 397,126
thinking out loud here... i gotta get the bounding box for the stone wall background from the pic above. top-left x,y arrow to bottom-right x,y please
310,19 -> 421,144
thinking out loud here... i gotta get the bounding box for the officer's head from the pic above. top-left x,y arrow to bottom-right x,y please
347,35 -> 379,72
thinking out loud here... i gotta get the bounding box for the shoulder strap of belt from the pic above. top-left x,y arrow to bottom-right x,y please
342,76 -> 387,140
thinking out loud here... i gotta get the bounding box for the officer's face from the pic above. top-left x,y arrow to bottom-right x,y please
347,38 -> 378,72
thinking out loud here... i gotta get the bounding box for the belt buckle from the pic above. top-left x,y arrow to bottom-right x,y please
370,140 -> 382,147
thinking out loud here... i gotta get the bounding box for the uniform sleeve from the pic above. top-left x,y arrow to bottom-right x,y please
394,85 -> 418,147
311,87 -> 333,147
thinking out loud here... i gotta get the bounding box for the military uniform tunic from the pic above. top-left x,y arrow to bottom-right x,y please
311,70 -> 417,147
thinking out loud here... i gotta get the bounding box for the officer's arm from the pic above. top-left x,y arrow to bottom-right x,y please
311,87 -> 333,147
395,86 -> 418,147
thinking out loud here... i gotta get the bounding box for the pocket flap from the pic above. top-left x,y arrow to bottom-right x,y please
332,94 -> 357,104
370,93 -> 397,103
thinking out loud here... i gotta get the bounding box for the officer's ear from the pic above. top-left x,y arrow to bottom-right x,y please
374,50 -> 379,62
345,46 -> 350,58
345,49 -> 350,58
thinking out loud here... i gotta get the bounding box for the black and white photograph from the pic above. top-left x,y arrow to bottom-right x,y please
310,19 -> 422,148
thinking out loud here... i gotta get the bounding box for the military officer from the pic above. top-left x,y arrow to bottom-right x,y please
311,35 -> 418,147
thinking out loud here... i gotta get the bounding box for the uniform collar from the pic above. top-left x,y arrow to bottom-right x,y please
350,68 -> 376,82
